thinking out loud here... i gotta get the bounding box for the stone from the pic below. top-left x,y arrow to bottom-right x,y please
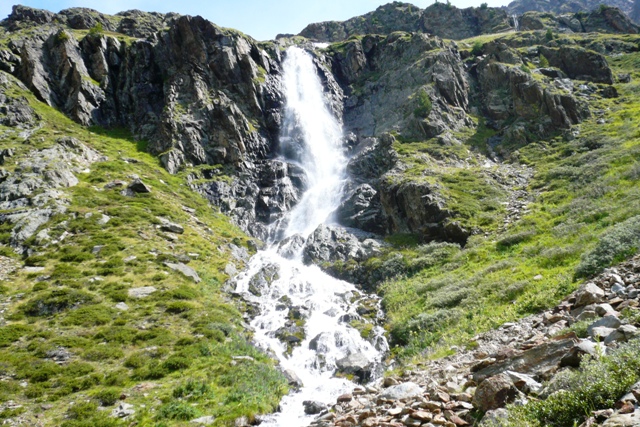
336,353 -> 374,383
303,400 -> 327,415
590,326 -> 616,341
126,178 -> 151,194
158,218 -> 184,234
473,373 -> 518,412
505,371 -> 542,395
561,340 -> 607,366
190,416 -> 216,425
115,302 -> 129,311
574,283 -> 605,307
379,382 -> 424,401
587,315 -> 622,335
111,402 -> 135,418
128,286 -> 157,298
473,338 -> 577,382
596,304 -> 616,316
164,262 -> 201,283
602,409 -> 640,426
283,369 -> 303,388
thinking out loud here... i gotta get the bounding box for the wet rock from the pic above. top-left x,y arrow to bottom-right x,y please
379,382 -> 423,400
303,400 -> 327,415
164,262 -> 201,283
336,353 -> 374,383
473,373 -> 518,412
302,224 -> 383,264
283,369 -> 303,388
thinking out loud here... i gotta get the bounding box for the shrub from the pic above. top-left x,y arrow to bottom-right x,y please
545,28 -> 554,41
165,301 -> 195,314
88,23 -> 104,36
471,41 -> 484,56
172,379 -> 211,400
92,387 -> 121,406
0,324 -> 32,347
520,64 -> 532,74
62,305 -> 114,326
55,30 -> 70,45
82,346 -> 124,361
413,90 -> 433,118
22,288 -> 97,317
539,54 -> 550,67
162,355 -> 191,372
156,401 -> 200,420
496,230 -> 535,249
575,215 -> 640,277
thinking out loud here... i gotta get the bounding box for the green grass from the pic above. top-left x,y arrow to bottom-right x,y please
0,66 -> 287,426
377,48 -> 640,361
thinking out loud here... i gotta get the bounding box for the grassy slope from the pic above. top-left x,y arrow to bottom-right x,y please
379,32 -> 640,360
0,74 -> 287,426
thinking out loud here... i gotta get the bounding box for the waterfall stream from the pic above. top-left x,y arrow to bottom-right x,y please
232,47 -> 387,426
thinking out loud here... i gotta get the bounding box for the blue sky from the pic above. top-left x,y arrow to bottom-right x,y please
1,0 -> 510,40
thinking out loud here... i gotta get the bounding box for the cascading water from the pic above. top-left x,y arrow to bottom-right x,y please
512,14 -> 520,32
233,47 -> 387,426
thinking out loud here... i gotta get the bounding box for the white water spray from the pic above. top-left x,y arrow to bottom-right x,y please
512,14 -> 520,32
233,47 -> 386,426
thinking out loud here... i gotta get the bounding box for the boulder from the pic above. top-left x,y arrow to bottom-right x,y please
538,46 -> 614,84
587,315 -> 622,335
126,178 -> 152,194
473,337 -> 577,382
379,382 -> 423,400
164,262 -> 201,283
303,400 -> 327,415
574,283 -> 606,307
473,373 -> 519,412
336,353 -> 374,383
128,286 -> 157,298
302,224 -> 383,265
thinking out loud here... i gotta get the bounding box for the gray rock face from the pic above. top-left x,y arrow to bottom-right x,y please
128,286 -> 157,298
538,46 -> 615,84
0,136 -> 106,253
303,400 -> 327,415
379,382 -> 424,400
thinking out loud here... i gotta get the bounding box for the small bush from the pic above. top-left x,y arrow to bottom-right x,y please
545,28 -> 554,41
539,54 -> 550,67
92,387 -> 121,406
88,23 -> 104,36
0,324 -> 32,347
471,41 -> 483,56
124,352 -> 149,369
170,285 -> 199,300
413,90 -> 433,118
82,346 -> 124,361
165,301 -> 195,314
520,64 -> 532,74
22,288 -> 96,317
162,355 -> 191,372
575,215 -> 640,277
156,401 -> 200,420
496,230 -> 535,249
62,305 -> 114,326
172,379 -> 211,400
55,30 -> 70,45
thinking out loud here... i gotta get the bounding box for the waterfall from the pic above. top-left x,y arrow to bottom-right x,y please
232,47 -> 386,426
512,14 -> 519,32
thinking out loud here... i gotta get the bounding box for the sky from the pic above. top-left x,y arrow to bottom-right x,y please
0,0 -> 512,41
